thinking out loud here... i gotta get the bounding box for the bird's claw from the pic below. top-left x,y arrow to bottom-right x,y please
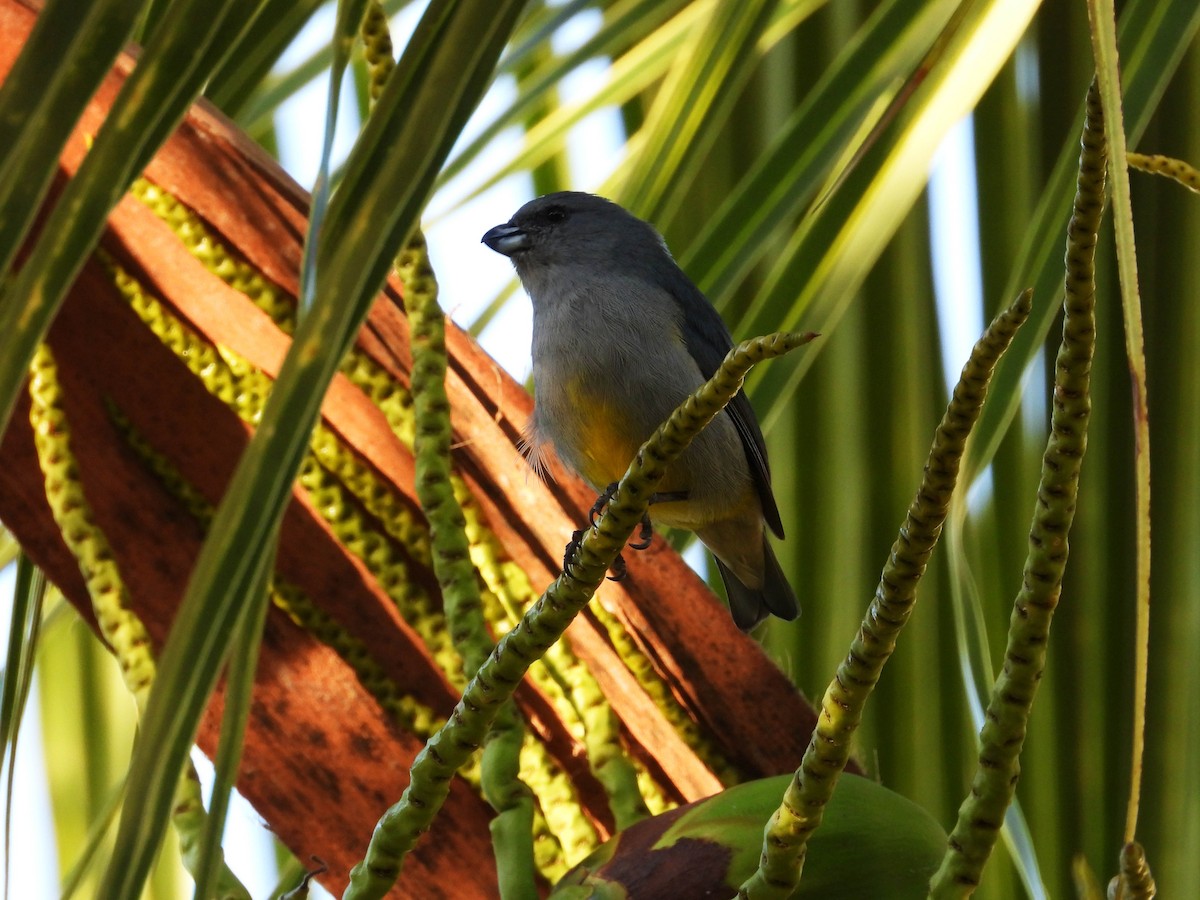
563,528 -> 585,578
563,528 -> 628,581
583,485 -> 696,565
588,483 -> 620,528
627,513 -> 654,550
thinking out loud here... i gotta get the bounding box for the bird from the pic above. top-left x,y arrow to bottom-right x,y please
481,191 -> 797,631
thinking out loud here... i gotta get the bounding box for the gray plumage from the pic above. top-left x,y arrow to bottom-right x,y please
482,191 -> 798,630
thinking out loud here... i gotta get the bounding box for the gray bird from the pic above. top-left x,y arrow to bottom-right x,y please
482,192 -> 798,630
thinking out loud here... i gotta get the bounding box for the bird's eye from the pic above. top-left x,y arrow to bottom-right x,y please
545,206 -> 567,224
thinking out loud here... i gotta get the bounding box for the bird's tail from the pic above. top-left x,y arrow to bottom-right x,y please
716,537 -> 799,632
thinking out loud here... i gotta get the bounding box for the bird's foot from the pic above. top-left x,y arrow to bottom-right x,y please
627,512 -> 654,550
563,527 -> 629,582
579,485 -> 692,577
563,528 -> 585,577
588,485 -> 692,554
588,483 -> 620,528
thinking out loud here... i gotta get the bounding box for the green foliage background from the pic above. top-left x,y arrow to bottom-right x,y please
1,0 -> 1197,897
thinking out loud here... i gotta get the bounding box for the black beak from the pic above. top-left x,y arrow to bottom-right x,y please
481,222 -> 530,257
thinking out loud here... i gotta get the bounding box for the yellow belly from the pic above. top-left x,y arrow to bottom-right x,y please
572,399 -> 642,490
558,376 -> 696,503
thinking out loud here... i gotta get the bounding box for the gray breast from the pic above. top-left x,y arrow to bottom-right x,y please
528,273 -> 754,527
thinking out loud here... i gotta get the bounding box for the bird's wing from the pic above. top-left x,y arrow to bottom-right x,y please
656,266 -> 785,539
